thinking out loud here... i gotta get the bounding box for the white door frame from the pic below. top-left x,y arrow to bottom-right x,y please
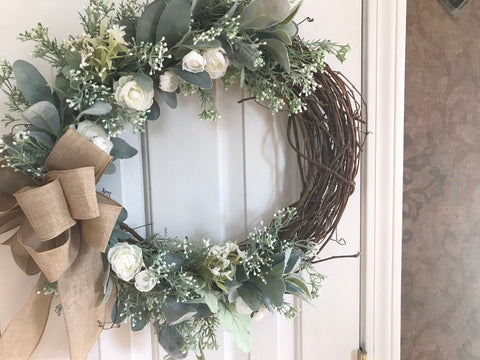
361,0 -> 406,359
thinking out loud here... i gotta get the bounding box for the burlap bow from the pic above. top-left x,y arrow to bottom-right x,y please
0,128 -> 122,360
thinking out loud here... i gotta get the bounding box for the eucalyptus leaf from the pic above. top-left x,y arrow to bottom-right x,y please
136,0 -> 167,44
75,102 -> 112,122
170,68 -> 212,90
238,286 -> 260,312
217,302 -> 252,353
280,0 -> 304,25
110,137 -> 138,160
159,325 -> 188,359
263,38 -> 290,72
28,130 -> 55,149
156,88 -> 178,109
202,291 -> 219,313
13,60 -> 54,105
22,101 -> 62,138
239,0 -> 291,30
162,298 -> 197,325
132,72 -> 154,93
156,0 -> 192,46
147,100 -> 160,120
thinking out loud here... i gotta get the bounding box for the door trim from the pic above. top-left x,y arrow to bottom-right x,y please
361,0 -> 406,359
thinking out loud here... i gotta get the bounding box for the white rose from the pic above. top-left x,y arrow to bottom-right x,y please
235,296 -> 252,315
182,50 -> 206,73
108,243 -> 143,282
114,75 -> 154,111
77,120 -> 113,154
134,269 -> 157,292
252,305 -> 267,321
158,71 -> 180,93
203,48 -> 229,79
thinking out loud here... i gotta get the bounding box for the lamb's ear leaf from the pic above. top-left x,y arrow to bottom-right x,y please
22,101 -> 62,138
239,0 -> 291,30
136,0 -> 167,44
156,0 -> 191,46
13,60 -> 54,105
170,68 -> 212,90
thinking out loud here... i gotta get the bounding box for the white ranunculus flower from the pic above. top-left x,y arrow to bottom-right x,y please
182,50 -> 206,73
203,48 -> 229,79
108,243 -> 143,282
114,75 -> 154,111
77,120 -> 113,154
252,305 -> 267,321
158,71 -> 180,93
134,269 -> 157,292
235,296 -> 253,315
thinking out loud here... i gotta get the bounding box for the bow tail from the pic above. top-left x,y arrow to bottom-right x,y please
0,275 -> 53,360
58,241 -> 106,360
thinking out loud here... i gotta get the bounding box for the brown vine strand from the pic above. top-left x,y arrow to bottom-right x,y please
120,223 -> 144,243
279,63 -> 367,257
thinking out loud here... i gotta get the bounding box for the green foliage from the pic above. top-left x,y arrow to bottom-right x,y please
22,101 -> 62,138
217,301 -> 252,353
12,60 -> 53,105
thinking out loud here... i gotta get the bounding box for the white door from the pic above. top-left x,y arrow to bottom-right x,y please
0,1 -> 362,359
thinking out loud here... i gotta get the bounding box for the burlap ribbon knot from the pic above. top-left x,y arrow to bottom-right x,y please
0,128 -> 122,360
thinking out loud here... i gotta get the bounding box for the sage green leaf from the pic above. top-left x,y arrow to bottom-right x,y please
284,249 -> 303,274
239,0 -> 291,30
118,207 -> 128,223
191,0 -> 202,16
235,264 -> 249,282
273,29 -> 292,45
238,286 -> 260,312
130,306 -> 150,332
218,0 -> 239,22
285,273 -> 311,298
104,162 -> 116,175
276,21 -> 298,38
165,253 -> 184,270
28,130 -> 55,149
132,72 -> 154,93
146,100 -> 160,120
190,303 -> 214,318
285,280 -> 310,302
100,270 -> 113,307
13,60 -> 53,105
170,68 -> 212,90
280,0 -> 304,25
22,101 -> 62,138
252,277 -> 286,307
156,0 -> 192,46
111,301 -> 127,324
162,298 -> 197,325
217,301 -> 252,353
76,102 -> 112,122
136,0 -> 167,44
200,290 -> 219,313
159,325 -> 188,359
110,137 -> 138,159
263,38 -> 290,72
156,88 -> 178,109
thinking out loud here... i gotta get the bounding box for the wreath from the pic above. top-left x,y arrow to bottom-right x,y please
0,0 -> 365,359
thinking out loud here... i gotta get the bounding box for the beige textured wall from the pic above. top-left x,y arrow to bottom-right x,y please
402,1 -> 480,359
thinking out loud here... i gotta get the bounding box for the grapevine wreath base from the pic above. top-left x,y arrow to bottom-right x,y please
0,0 -> 365,359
